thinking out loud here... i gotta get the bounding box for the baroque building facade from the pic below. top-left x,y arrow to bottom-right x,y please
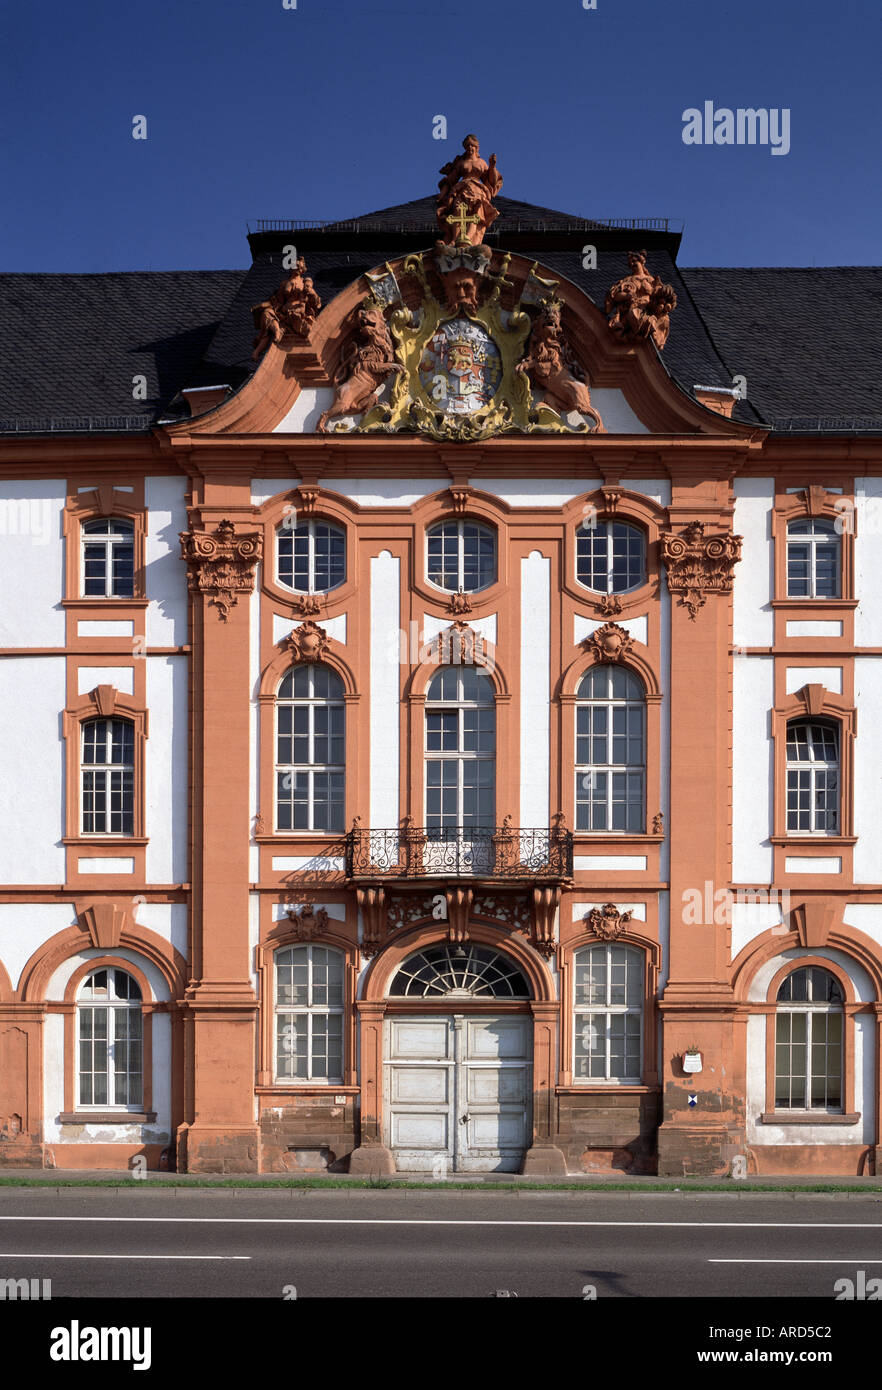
2,141 -> 882,1176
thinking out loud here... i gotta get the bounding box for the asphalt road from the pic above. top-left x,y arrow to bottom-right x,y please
0,1188 -> 881,1299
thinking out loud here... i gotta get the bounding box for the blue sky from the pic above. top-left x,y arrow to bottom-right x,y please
0,0 -> 877,270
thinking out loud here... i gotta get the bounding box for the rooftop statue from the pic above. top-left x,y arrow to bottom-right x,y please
437,134 -> 503,247
251,256 -> 322,360
605,250 -> 677,350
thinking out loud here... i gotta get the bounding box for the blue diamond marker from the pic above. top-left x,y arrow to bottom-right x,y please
688,1093 -> 698,1107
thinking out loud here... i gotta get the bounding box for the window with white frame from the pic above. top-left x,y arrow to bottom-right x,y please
276,666 -> 345,832
786,518 -> 840,598
575,665 -> 645,832
425,665 -> 495,830
277,520 -> 345,593
775,966 -> 843,1109
576,520 -> 645,594
77,968 -> 143,1107
573,943 -> 643,1081
426,520 -> 496,593
786,719 -> 839,834
275,944 -> 344,1082
81,518 -> 135,598
81,717 -> 135,835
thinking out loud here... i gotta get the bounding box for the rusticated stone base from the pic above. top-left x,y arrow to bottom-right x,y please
656,1124 -> 745,1177
259,1098 -> 356,1173
348,1143 -> 396,1177
177,1124 -> 260,1174
519,1142 -> 568,1176
0,1140 -> 46,1169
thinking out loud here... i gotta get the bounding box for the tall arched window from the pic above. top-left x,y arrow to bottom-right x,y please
573,943 -> 643,1081
575,666 -> 645,832
425,666 -> 495,829
275,944 -> 344,1082
576,520 -> 645,594
786,718 -> 839,833
786,518 -> 840,598
427,520 -> 496,593
81,717 -> 135,835
276,666 -> 345,832
775,966 -> 843,1110
81,518 -> 135,598
277,520 -> 345,593
77,968 -> 143,1108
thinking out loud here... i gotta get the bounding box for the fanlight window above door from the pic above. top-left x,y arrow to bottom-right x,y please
389,945 -> 529,998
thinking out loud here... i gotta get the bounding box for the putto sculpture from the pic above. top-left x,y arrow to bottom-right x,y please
605,250 -> 677,350
251,256 -> 322,359
437,134 -> 503,247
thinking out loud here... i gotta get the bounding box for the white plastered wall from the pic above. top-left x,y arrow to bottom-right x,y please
854,657 -> 882,883
0,656 -> 66,883
144,655 -> 187,884
732,656 -> 774,882
370,551 -> 400,828
0,480 -> 65,647
145,476 -> 188,647
520,552 -> 550,827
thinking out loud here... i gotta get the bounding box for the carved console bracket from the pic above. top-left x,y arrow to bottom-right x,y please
530,886 -> 560,958
446,887 -> 474,945
357,886 -> 388,957
179,519 -> 263,621
660,522 -> 742,620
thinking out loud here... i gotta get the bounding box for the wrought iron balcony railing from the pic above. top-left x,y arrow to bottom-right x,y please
344,822 -> 573,881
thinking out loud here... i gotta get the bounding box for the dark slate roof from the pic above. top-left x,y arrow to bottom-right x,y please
1,198 -> 880,435
679,268 -> 882,428
0,270 -> 247,433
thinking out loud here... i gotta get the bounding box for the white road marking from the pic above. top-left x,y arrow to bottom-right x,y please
710,1258 -> 882,1264
0,1252 -> 249,1260
0,1216 -> 880,1229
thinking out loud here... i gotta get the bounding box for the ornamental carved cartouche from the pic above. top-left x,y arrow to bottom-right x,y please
179,519 -> 263,621
660,521 -> 743,619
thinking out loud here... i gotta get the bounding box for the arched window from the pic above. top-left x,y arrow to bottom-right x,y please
425,666 -> 495,830
77,968 -> 143,1108
81,518 -> 134,598
787,518 -> 840,598
775,966 -> 843,1109
573,943 -> 643,1082
389,944 -> 529,998
277,520 -> 345,593
275,944 -> 344,1082
276,666 -> 345,832
81,717 -> 135,835
786,718 -> 839,833
427,520 -> 496,593
575,666 -> 645,832
576,520 -> 645,594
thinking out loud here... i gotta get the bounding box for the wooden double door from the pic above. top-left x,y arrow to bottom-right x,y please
384,1013 -> 532,1173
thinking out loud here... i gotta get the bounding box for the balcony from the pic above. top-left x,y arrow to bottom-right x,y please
344,821 -> 573,883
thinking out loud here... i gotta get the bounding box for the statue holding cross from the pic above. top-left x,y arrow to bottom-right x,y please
437,134 -> 503,247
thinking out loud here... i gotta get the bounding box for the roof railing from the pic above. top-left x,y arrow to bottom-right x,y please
247,216 -> 675,235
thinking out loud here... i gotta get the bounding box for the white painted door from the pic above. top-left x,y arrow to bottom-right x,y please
384,1014 -> 531,1173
